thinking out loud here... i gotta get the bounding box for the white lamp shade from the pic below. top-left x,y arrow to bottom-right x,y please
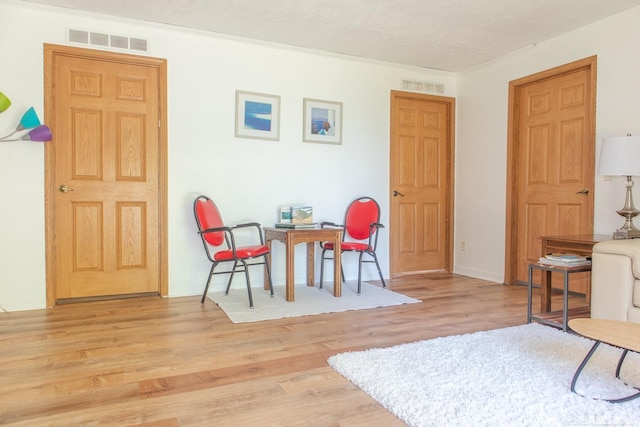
597,135 -> 640,176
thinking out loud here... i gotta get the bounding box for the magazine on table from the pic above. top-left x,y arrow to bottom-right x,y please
538,253 -> 591,267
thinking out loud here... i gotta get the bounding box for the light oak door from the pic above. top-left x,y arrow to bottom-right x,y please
44,45 -> 168,304
389,91 -> 455,276
506,57 -> 596,292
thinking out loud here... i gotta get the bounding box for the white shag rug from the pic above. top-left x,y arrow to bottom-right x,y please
207,281 -> 420,323
328,323 -> 640,427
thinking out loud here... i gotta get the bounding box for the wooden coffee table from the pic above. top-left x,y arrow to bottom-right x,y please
568,318 -> 640,403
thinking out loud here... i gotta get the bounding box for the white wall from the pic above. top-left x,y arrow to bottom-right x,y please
454,6 -> 640,282
4,0 -> 638,311
0,0 -> 456,310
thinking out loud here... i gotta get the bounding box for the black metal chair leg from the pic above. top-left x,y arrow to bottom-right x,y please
357,252 -> 364,294
371,252 -> 386,288
225,261 -> 239,295
263,254 -> 274,296
201,263 -> 218,303
240,260 -> 254,308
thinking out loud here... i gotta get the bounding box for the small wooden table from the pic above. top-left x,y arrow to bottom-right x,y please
540,234 -> 612,305
568,318 -> 640,403
263,227 -> 341,302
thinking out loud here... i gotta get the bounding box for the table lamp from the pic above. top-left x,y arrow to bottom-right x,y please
597,134 -> 640,238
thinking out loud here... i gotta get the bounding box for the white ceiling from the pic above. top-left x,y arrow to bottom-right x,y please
19,0 -> 640,71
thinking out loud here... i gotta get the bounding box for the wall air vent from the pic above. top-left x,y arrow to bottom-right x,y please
67,28 -> 150,54
402,79 -> 445,94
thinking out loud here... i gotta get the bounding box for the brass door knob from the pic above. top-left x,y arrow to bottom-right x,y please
58,185 -> 74,193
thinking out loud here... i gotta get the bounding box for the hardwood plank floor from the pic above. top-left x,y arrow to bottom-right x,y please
0,274 -> 587,426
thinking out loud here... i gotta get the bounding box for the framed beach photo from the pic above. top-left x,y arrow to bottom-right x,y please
235,90 -> 280,141
303,98 -> 342,145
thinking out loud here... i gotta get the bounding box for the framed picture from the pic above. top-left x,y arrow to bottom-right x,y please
235,90 -> 280,141
303,98 -> 342,145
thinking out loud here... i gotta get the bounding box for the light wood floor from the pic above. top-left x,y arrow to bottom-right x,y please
0,274 -> 587,426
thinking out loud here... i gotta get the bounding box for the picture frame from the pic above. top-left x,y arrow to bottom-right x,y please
235,90 -> 280,141
303,98 -> 342,145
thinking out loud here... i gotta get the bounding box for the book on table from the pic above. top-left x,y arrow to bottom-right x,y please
279,206 -> 292,224
538,253 -> 591,267
274,222 -> 318,229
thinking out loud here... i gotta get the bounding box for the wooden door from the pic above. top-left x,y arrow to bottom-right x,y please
505,57 -> 596,292
44,45 -> 168,305
389,91 -> 455,276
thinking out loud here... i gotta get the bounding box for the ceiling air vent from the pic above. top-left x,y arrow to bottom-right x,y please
67,28 -> 150,54
402,79 -> 445,94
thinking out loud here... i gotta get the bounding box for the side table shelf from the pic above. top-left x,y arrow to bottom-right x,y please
527,262 -> 591,332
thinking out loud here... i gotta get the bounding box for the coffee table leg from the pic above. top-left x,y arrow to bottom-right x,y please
616,349 -> 630,379
571,340 -> 601,396
571,341 -> 640,403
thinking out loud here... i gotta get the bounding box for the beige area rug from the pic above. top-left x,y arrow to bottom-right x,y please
206,281 -> 421,323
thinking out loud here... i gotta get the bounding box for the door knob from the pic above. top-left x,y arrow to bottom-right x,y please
393,190 -> 405,197
576,188 -> 589,195
58,185 -> 74,193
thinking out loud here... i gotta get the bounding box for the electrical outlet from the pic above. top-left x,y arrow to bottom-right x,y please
461,241 -> 466,251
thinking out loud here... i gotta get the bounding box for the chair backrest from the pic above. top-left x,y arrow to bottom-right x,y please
344,197 -> 381,241
194,195 -> 225,247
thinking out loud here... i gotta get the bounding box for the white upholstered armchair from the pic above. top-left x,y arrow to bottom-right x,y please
590,239 -> 640,323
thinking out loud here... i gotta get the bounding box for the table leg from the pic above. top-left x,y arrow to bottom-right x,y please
527,264 -> 533,323
306,242 -> 315,287
285,233 -> 295,302
540,269 -> 552,312
571,340 -> 640,403
333,239 -> 341,297
562,270 -> 569,332
264,238 -> 272,291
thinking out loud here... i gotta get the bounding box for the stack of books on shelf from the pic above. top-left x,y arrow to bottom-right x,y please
537,253 -> 591,267
275,206 -> 317,229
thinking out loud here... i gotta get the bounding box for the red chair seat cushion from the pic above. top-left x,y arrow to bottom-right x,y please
214,245 -> 270,261
323,242 -> 369,252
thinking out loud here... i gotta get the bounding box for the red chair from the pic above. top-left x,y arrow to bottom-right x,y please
319,197 -> 386,294
193,195 -> 273,308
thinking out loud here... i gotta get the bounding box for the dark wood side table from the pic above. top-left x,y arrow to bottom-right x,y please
263,227 -> 342,302
539,234 -> 612,307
